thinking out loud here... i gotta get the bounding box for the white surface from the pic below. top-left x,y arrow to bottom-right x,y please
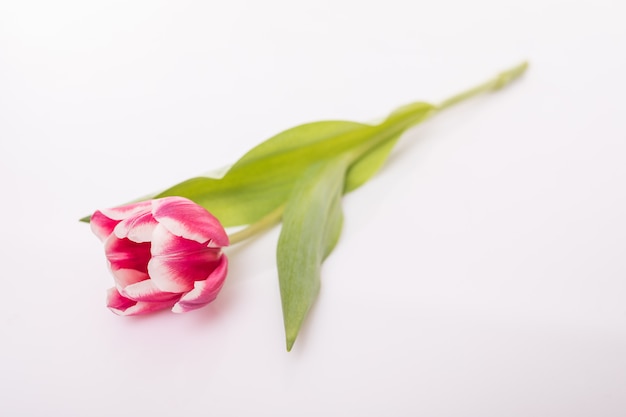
1,1 -> 625,416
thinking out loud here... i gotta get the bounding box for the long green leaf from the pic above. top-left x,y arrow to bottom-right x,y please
81,101 -> 433,225
234,120 -> 368,166
154,121 -> 371,227
344,102 -> 433,192
156,103 -> 432,227
277,158 -> 348,351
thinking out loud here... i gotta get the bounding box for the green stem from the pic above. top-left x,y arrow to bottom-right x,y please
228,204 -> 285,245
348,61 -> 529,164
438,61 -> 528,111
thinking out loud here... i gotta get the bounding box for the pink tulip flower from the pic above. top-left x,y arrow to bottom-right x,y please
91,197 -> 229,316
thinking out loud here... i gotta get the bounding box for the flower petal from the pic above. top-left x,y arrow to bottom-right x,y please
113,211 -> 158,243
107,287 -> 136,310
172,255 -> 228,313
152,197 -> 229,246
120,279 -> 180,302
91,210 -> 120,241
107,287 -> 177,316
148,224 -> 223,293
110,268 -> 150,290
104,235 -> 151,273
99,200 -> 152,221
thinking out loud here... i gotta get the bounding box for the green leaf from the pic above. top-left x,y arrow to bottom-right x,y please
154,121 -> 372,227
82,102 -> 433,226
343,131 -> 403,193
277,157 -> 348,351
234,120 -> 368,167
344,102 -> 433,193
156,104 -> 433,227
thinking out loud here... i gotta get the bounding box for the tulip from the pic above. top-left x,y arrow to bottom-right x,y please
91,197 -> 229,315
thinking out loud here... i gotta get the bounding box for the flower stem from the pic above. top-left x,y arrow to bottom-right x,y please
348,61 -> 529,164
228,204 -> 285,245
437,61 -> 528,111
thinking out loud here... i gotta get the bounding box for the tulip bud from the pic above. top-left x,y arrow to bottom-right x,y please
91,197 -> 229,315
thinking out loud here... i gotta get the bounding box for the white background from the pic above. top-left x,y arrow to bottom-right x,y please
1,0 -> 625,416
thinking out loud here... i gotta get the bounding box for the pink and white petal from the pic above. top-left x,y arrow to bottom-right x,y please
107,287 -> 136,311
105,235 -> 151,273
99,200 -> 152,221
107,287 -> 177,316
91,210 -> 120,241
172,255 -> 228,313
148,224 -> 222,293
110,268 -> 150,290
113,211 -> 158,243
120,279 -> 180,302
152,197 -> 229,246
